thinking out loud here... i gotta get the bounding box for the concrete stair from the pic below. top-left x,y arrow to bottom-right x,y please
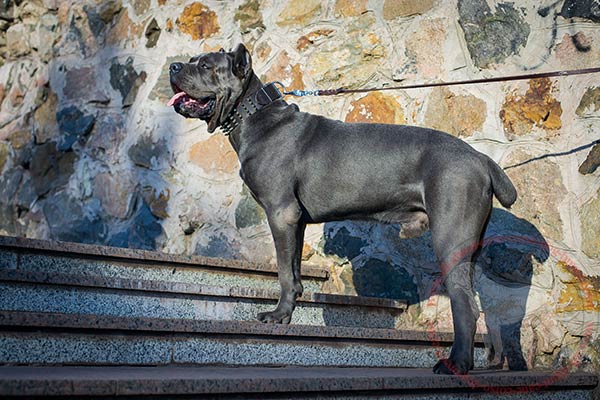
0,236 -> 405,328
0,366 -> 597,399
0,310 -> 487,368
0,236 -> 597,399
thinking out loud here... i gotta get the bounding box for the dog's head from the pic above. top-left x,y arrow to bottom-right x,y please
168,43 -> 252,133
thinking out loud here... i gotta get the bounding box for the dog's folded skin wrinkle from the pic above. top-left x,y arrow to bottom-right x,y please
169,43 -> 518,376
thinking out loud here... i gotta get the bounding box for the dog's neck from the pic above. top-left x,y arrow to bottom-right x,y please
221,73 -> 283,147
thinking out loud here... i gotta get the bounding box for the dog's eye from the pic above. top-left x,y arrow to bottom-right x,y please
201,63 -> 211,70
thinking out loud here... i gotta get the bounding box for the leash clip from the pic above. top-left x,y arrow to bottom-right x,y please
272,81 -> 320,97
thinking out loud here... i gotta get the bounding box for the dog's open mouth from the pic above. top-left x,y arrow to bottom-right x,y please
168,86 -> 216,119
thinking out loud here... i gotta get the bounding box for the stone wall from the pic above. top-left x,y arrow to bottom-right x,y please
0,0 -> 599,371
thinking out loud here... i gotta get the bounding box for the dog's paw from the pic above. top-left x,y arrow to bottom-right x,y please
507,359 -> 528,371
433,359 -> 470,375
487,361 -> 504,370
257,309 -> 292,324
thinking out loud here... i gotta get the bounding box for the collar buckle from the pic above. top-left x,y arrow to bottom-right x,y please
255,83 -> 283,106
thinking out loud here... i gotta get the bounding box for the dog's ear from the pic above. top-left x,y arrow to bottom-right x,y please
232,43 -> 251,79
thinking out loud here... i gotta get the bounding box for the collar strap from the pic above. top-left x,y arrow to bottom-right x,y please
221,82 -> 283,135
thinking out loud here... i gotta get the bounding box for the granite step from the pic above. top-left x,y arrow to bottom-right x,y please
0,310 -> 487,369
0,365 -> 596,399
0,236 -> 405,328
0,267 -> 406,328
0,236 -> 328,293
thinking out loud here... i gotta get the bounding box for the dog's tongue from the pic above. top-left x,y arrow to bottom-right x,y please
167,92 -> 187,107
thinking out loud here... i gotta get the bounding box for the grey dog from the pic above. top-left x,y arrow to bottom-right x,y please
168,44 -> 517,375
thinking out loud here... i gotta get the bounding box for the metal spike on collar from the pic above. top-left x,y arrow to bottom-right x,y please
222,121 -> 238,135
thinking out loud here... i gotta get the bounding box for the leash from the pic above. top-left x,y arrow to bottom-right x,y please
220,75 -> 599,171
269,67 -> 600,171
274,66 -> 600,97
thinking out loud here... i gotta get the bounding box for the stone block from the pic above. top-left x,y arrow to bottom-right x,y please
42,191 -> 107,244
86,113 -> 126,162
195,233 -> 240,259
107,198 -> 162,250
578,144 -> 600,175
234,0 -> 264,33
503,150 -> 566,242
383,0 -> 435,19
458,0 -> 530,68
579,189 -> 600,259
6,24 -> 31,59
63,67 -> 109,104
15,172 -> 36,210
0,167 -> 23,204
334,0 -> 368,17
576,87 -> 600,117
83,5 -> 106,38
556,261 -> 600,318
261,51 -> 304,93
296,29 -> 334,51
404,18 -> 446,80
307,13 -> 384,88
19,1 -> 48,25
560,0 -> 600,21
144,18 -> 160,48
109,57 -> 147,107
0,0 -> 15,20
424,87 -> 486,137
176,2 -> 219,40
97,0 -> 122,23
345,92 -> 405,125
132,0 -> 150,16
32,88 -> 59,144
235,186 -> 266,229
189,134 -> 238,175
128,136 -> 167,169
56,106 -> 95,151
93,173 -> 134,219
141,185 -> 169,219
32,13 -> 58,62
277,0 -> 321,27
106,9 -> 144,47
30,142 -> 76,196
0,141 -> 9,173
500,78 -> 562,138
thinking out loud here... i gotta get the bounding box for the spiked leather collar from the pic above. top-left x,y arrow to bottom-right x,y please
221,83 -> 283,135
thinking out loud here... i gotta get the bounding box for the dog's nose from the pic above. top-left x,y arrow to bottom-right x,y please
170,63 -> 183,74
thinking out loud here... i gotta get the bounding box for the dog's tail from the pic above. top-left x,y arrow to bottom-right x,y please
487,158 -> 517,208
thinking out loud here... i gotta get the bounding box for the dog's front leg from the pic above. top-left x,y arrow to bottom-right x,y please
257,204 -> 305,324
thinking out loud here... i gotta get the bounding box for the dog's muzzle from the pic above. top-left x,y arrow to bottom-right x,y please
168,64 -> 216,120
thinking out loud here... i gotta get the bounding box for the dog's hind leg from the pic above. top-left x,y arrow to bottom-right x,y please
434,259 -> 479,375
427,182 -> 492,375
257,202 -> 305,324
